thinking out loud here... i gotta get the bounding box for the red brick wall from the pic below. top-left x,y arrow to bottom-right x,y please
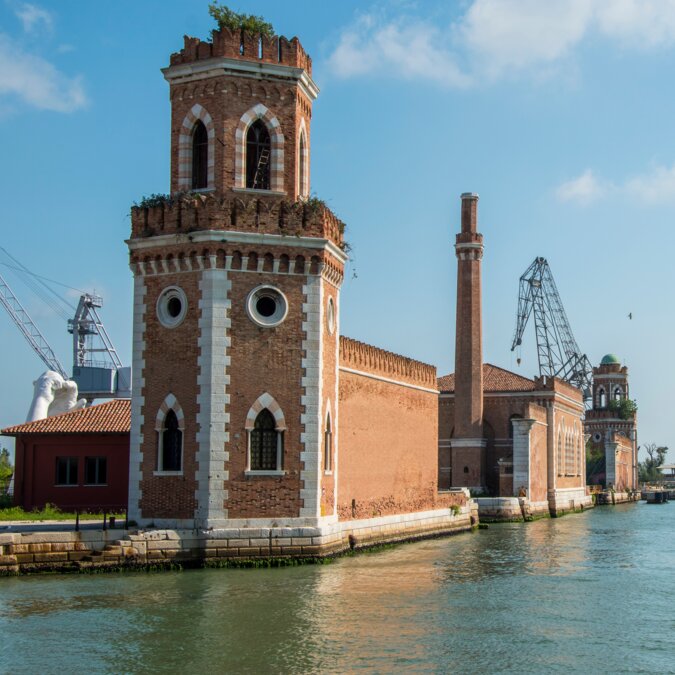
320,282 -> 339,517
527,404 -> 549,502
225,269 -> 306,519
139,272 -> 201,520
337,370 -> 441,520
13,433 -> 128,511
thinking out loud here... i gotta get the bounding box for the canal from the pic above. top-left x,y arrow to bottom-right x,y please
1,502 -> 673,673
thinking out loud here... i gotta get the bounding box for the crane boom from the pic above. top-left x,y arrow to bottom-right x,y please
511,257 -> 592,397
0,271 -> 68,378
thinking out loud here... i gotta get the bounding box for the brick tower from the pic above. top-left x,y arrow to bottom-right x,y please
451,193 -> 486,491
584,354 -> 638,489
127,25 -> 346,528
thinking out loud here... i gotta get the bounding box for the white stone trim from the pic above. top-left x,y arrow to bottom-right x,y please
234,103 -> 284,192
195,268 -> 231,527
154,393 -> 186,431
178,103 -> 215,191
299,275 -> 322,518
128,276 -> 146,522
450,438 -> 487,448
512,418 -> 536,497
298,118 -> 309,199
163,57 -> 320,101
244,392 -> 287,430
127,230 -> 349,265
155,393 -> 186,473
339,367 -> 438,394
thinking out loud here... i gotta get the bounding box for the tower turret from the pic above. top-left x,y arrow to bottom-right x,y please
164,25 -> 317,199
127,20 -> 346,529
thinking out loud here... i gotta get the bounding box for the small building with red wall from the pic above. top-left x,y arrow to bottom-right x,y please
1,400 -> 130,512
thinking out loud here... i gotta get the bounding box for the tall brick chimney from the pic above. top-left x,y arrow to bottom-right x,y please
451,192 -> 486,490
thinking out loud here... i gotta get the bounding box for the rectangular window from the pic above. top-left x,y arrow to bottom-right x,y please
55,457 -> 78,486
84,457 -> 107,485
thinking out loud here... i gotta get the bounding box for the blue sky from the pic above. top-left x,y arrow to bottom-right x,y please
0,0 -> 673,462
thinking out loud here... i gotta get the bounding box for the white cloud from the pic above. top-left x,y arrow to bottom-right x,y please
12,2 -> 52,33
0,34 -> 87,112
625,164 -> 675,203
328,14 -> 469,88
556,163 -> 675,205
327,0 -> 675,86
556,169 -> 611,204
595,1 -> 675,48
460,0 -> 593,78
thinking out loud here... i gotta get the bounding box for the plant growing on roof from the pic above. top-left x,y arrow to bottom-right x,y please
607,398 -> 637,420
208,3 -> 274,37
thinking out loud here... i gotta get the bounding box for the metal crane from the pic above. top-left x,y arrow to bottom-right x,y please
0,250 -> 130,401
0,271 -> 69,379
511,257 -> 592,398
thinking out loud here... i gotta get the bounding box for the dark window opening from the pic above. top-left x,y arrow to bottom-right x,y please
463,466 -> 469,474
167,296 -> 182,318
256,296 -> 276,317
162,409 -> 182,472
250,408 -> 279,470
85,457 -> 107,485
192,121 -> 208,190
299,132 -> 306,197
246,120 -> 271,190
56,457 -> 78,486
324,414 -> 332,472
614,387 -> 622,401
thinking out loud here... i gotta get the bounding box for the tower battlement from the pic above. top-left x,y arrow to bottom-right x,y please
130,194 -> 344,248
170,27 -> 312,74
339,337 -> 437,389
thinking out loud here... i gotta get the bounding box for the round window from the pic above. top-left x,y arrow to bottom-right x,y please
326,297 -> 336,335
157,286 -> 188,328
592,432 -> 602,444
246,285 -> 288,328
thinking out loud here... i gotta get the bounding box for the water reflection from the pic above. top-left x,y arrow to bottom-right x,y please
2,502 -> 674,674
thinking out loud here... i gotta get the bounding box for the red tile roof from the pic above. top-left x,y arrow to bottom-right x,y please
438,363 -> 536,393
1,399 -> 131,436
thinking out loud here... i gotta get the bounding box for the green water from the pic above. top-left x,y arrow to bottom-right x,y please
1,502 -> 674,673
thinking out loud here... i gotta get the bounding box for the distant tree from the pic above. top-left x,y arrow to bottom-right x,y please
638,443 -> 668,483
0,448 -> 12,494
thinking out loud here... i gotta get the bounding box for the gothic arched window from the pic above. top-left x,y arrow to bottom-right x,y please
161,409 -> 182,472
246,120 -> 271,190
298,129 -> 307,198
598,387 -> 607,408
250,409 -> 280,470
324,412 -> 332,472
192,121 -> 208,190
614,387 -> 622,401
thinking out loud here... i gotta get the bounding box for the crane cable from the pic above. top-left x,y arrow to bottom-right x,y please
0,247 -> 84,322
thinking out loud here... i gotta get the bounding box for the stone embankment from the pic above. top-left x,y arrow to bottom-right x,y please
0,504 -> 477,575
595,490 -> 641,505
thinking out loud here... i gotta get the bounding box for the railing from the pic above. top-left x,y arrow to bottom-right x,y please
61,505 -> 129,532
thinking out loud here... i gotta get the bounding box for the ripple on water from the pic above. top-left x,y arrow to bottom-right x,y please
1,502 -> 674,674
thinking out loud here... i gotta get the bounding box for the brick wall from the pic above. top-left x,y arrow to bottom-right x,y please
139,272 -> 201,520
225,270 -> 306,518
337,344 -> 452,520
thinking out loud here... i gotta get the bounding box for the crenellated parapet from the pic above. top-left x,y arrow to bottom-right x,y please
339,337 -> 437,389
170,28 -> 312,74
130,193 -> 345,249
